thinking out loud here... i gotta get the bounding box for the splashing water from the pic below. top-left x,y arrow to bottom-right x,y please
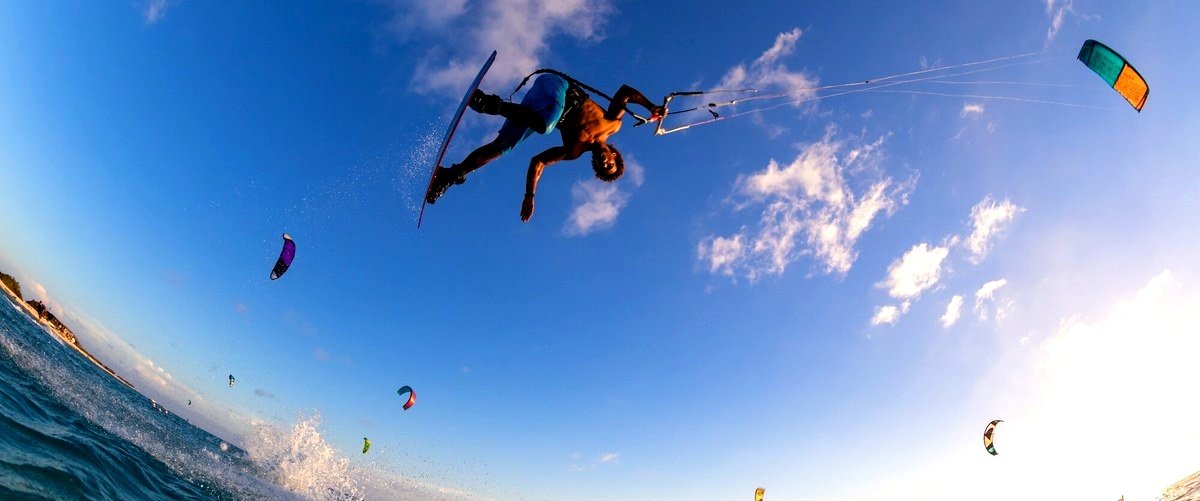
243,414 -> 363,500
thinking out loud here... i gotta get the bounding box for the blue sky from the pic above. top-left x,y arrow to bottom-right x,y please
2,1 -> 1199,499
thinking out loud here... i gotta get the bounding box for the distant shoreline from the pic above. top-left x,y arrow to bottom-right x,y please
0,280 -> 136,390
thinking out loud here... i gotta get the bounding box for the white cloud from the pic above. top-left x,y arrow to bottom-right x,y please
141,0 -> 169,24
718,28 -> 817,105
564,182 -> 626,235
940,295 -> 964,328
563,157 -> 644,236
973,278 -> 1010,321
850,270 -> 1200,501
698,130 -> 912,281
974,278 -> 1007,302
386,0 -> 469,37
879,243 -> 950,300
388,0 -> 613,97
1019,270 -> 1200,496
569,451 -> 620,472
964,197 -> 1023,263
697,234 -> 746,277
1044,0 -> 1073,45
960,103 -> 985,118
867,197 -> 1018,328
871,306 -> 901,325
871,302 -> 911,326
30,281 -> 52,307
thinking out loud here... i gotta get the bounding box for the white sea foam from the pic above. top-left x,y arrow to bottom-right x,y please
240,412 -> 489,500
2,301 -> 484,500
243,414 -> 363,500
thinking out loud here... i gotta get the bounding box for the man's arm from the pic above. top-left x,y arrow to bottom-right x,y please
606,85 -> 665,122
522,146 -> 569,221
526,146 -> 568,197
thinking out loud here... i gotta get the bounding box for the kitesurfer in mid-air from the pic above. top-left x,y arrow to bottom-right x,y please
425,72 -> 665,222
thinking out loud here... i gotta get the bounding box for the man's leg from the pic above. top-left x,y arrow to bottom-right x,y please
427,76 -> 565,204
470,91 -> 550,133
449,138 -> 505,178
426,138 -> 507,204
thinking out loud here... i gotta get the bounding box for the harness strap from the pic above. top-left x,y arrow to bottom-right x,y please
557,82 -> 589,127
511,69 -> 648,124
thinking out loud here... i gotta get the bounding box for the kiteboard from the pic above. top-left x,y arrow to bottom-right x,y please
418,50 -> 498,228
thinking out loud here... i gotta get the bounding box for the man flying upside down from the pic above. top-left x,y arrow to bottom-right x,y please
425,72 -> 665,222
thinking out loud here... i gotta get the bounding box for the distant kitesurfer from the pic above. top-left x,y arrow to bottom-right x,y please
425,72 -> 665,222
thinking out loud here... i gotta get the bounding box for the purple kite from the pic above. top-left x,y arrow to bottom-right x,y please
270,234 -> 295,280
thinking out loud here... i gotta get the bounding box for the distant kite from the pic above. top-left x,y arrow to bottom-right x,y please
270,234 -> 296,280
983,419 -> 1003,456
1078,39 -> 1148,112
398,386 -> 416,410
754,487 -> 765,501
228,374 -> 236,387
362,437 -> 371,454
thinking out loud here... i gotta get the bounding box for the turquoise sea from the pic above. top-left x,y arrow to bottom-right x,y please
0,294 -> 365,500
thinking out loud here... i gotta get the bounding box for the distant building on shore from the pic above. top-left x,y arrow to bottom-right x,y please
26,300 -> 77,345
0,268 -> 134,389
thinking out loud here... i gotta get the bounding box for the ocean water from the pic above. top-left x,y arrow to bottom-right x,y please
0,295 -> 363,500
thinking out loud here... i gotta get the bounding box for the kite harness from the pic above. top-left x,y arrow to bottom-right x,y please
511,69 -> 760,135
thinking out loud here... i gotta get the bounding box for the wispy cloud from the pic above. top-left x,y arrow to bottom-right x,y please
254,389 -> 276,399
570,451 -> 621,471
868,195 -> 1022,328
141,0 -> 170,25
964,197 -> 1023,263
386,0 -> 469,37
940,295 -> 964,328
698,128 -> 913,281
385,0 -> 613,97
564,157 -> 644,236
870,243 -> 949,326
23,278 -> 55,310
311,346 -> 352,366
871,302 -> 910,326
960,103 -> 985,119
852,270 -> 1200,499
973,278 -> 1010,321
718,28 -> 818,104
1020,269 -> 1200,497
282,310 -> 319,337
879,243 -> 950,300
1044,0 -> 1073,45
